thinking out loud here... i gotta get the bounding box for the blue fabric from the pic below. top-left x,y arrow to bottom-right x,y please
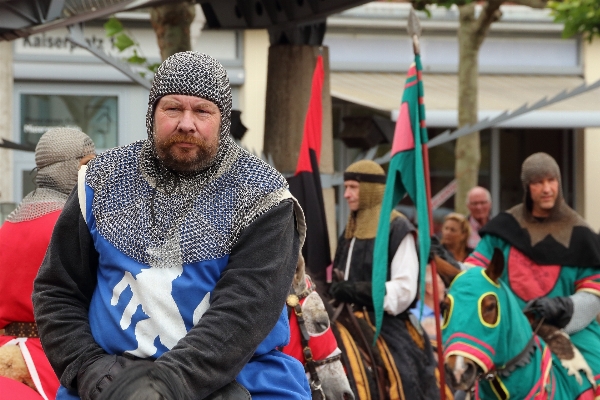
85,184 -> 293,359
236,350 -> 311,400
410,300 -> 435,320
56,386 -> 79,400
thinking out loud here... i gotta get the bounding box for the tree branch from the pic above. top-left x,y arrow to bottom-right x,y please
511,0 -> 548,9
473,0 -> 503,49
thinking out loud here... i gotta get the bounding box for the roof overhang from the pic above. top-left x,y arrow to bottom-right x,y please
331,72 -> 600,128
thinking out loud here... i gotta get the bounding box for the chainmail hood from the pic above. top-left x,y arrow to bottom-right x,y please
139,51 -> 239,194
507,152 -> 587,247
7,127 -> 95,223
344,160 -> 400,239
36,127 -> 95,194
146,51 -> 231,143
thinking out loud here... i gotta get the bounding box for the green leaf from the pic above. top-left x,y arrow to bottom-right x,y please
147,63 -> 161,73
113,33 -> 135,52
126,49 -> 147,65
104,17 -> 123,37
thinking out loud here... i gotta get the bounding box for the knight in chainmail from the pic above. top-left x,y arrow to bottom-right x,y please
32,52 -> 310,400
329,160 -> 441,400
0,127 -> 95,399
465,152 -> 600,393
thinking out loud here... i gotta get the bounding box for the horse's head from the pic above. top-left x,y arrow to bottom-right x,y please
443,248 -> 533,392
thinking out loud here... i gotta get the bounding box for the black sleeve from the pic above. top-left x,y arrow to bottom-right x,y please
155,199 -> 299,398
32,187 -> 104,390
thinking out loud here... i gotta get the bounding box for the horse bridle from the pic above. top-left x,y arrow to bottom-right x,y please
287,293 -> 342,400
469,317 -> 545,399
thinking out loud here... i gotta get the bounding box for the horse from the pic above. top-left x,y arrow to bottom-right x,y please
282,254 -> 355,400
443,248 -> 597,399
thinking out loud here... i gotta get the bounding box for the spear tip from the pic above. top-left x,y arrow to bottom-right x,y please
407,7 -> 422,38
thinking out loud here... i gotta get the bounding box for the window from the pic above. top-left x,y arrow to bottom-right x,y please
20,94 -> 118,149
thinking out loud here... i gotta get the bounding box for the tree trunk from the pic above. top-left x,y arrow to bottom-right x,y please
150,2 -> 196,60
455,3 -> 481,215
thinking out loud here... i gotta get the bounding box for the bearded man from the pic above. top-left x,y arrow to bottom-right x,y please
465,152 -> 600,394
32,52 -> 310,400
0,128 -> 95,399
329,160 -> 440,400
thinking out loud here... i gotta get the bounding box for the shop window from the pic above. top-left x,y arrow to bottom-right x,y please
21,94 -> 118,149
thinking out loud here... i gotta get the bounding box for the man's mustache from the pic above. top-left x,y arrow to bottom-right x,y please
164,134 -> 206,147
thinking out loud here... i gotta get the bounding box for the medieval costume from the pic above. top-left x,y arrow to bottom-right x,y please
32,52 -> 310,400
330,160 -> 440,400
466,152 -> 600,395
0,127 -> 95,399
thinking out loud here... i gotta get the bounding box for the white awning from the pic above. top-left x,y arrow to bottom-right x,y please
330,72 -> 600,128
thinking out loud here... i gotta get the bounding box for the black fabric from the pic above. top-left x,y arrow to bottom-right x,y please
343,171 -> 387,184
97,363 -> 188,400
333,216 -> 414,283
523,296 -> 574,329
481,212 -> 600,267
32,187 -> 104,390
329,281 -> 374,309
287,149 -> 330,287
429,236 -> 460,269
32,187 -> 299,398
374,312 -> 440,400
78,355 -> 153,400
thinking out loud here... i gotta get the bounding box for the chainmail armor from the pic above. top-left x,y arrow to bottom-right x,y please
7,127 -> 95,223
86,141 -> 288,264
564,292 -> 600,335
6,189 -> 68,223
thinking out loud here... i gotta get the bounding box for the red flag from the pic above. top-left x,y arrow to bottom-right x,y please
287,55 -> 331,286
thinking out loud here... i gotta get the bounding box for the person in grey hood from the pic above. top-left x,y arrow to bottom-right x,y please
32,52 -> 311,400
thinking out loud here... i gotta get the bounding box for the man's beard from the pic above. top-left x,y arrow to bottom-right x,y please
155,133 -> 219,173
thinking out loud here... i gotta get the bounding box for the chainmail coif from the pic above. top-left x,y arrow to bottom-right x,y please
8,127 -> 95,223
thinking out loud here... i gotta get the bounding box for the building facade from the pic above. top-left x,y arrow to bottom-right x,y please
2,2 -> 600,235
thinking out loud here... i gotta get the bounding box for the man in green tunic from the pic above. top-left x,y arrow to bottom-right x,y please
465,152 -> 600,394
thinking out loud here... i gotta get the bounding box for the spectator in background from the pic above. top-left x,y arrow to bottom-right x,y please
440,212 -> 472,263
411,264 -> 445,339
466,186 -> 492,248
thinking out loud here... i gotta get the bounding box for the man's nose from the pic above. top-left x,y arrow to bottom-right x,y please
178,110 -> 196,132
542,182 -> 552,192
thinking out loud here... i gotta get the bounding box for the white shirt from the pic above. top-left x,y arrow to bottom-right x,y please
343,233 -> 419,316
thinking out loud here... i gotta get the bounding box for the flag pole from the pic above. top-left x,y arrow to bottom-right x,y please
408,8 -> 447,400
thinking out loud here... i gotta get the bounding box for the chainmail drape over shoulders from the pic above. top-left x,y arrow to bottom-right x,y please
85,141 -> 290,265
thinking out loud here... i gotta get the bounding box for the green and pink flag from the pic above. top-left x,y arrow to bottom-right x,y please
372,54 -> 431,339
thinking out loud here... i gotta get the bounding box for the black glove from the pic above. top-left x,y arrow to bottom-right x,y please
523,296 -> 574,329
329,281 -> 374,308
77,354 -> 153,400
97,363 -> 187,400
429,236 -> 460,270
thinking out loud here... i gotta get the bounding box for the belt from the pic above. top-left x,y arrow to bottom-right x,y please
0,322 -> 39,338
